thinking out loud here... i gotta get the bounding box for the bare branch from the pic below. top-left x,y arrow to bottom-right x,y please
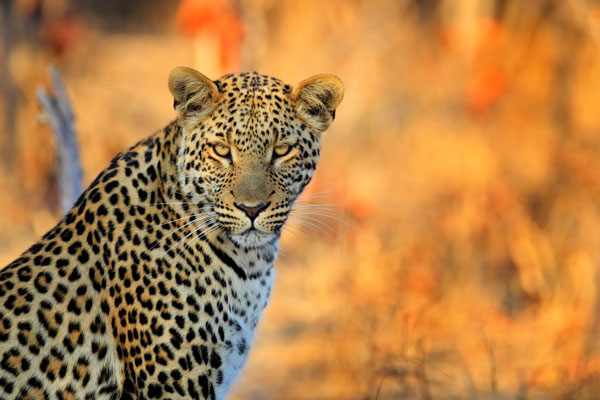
36,66 -> 83,215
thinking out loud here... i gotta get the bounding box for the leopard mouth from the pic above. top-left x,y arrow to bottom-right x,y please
230,227 -> 277,248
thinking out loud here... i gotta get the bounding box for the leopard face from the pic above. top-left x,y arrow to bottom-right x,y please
169,68 -> 344,249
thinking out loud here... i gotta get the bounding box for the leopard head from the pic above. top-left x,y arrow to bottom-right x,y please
168,67 -> 344,248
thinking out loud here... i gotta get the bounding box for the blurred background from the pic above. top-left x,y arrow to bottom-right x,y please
2,0 -> 600,398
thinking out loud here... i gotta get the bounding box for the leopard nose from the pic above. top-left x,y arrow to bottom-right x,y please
235,202 -> 269,222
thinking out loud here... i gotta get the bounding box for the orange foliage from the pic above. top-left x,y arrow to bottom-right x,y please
176,0 -> 244,71
466,65 -> 506,113
41,13 -> 85,56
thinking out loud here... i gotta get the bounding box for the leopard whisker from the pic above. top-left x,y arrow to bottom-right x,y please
180,221 -> 219,255
288,212 -> 338,230
297,190 -> 331,199
151,215 -> 212,251
163,218 -> 215,256
281,223 -> 308,238
275,246 -> 289,260
292,203 -> 345,208
147,211 -> 213,231
185,223 -> 222,251
285,217 -> 331,235
289,210 -> 350,226
290,207 -> 342,217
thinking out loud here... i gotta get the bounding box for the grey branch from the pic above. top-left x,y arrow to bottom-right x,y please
36,65 -> 83,215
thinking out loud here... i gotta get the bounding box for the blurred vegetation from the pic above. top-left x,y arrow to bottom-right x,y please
3,0 -> 600,398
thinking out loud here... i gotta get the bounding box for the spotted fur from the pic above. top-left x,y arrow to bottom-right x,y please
0,68 -> 344,399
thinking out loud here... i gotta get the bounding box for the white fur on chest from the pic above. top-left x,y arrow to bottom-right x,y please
216,262 -> 275,397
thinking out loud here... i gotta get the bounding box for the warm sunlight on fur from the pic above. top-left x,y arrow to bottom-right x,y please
1,0 -> 600,399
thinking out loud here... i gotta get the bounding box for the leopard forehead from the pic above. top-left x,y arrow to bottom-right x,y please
202,72 -> 300,151
217,71 -> 292,95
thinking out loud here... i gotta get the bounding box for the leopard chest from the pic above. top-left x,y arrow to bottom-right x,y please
217,267 -> 274,393
171,263 -> 275,398
136,256 -> 275,397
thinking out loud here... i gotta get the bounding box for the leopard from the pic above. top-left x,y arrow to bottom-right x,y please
0,67 -> 344,399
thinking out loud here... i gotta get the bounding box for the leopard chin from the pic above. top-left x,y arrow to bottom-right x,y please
230,228 -> 279,249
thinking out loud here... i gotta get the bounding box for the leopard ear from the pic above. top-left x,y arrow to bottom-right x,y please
291,74 -> 344,133
168,67 -> 221,123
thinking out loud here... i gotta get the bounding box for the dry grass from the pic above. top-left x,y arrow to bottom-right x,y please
2,0 -> 600,398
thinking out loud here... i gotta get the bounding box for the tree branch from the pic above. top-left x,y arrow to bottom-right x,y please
36,65 -> 83,215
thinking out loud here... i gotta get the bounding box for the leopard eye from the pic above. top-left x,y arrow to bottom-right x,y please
273,144 -> 292,158
212,144 -> 231,159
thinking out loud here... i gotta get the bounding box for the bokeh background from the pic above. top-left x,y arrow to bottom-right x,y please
3,0 -> 600,398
